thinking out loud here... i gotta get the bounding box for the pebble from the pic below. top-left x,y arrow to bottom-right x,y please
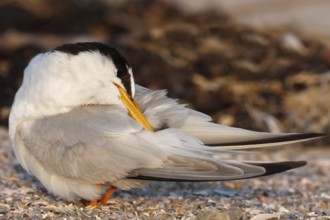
250,213 -> 281,220
281,33 -> 308,55
193,190 -> 209,196
196,208 -> 242,220
0,203 -> 10,214
214,188 -> 238,197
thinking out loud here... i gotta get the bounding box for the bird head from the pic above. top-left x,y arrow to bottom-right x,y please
10,42 -> 152,131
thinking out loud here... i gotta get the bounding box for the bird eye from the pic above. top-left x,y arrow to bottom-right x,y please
116,69 -> 132,98
117,69 -> 124,77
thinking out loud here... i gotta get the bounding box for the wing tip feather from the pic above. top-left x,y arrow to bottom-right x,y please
210,132 -> 327,147
247,160 -> 307,176
129,161 -> 307,182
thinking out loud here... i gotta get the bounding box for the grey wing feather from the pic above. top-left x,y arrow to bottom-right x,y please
130,155 -> 266,181
19,105 -> 166,184
179,117 -> 325,149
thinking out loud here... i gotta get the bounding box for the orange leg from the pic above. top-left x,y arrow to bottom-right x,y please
101,186 -> 117,205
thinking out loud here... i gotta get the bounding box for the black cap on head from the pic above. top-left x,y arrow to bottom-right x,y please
54,42 -> 133,98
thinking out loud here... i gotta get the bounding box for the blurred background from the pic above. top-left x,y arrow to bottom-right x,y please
0,0 -> 329,140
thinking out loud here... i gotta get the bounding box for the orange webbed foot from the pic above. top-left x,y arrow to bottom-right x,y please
88,200 -> 98,207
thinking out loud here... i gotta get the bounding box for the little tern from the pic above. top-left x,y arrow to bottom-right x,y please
9,42 -> 325,205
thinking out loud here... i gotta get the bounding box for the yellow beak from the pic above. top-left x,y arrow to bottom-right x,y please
114,82 -> 153,132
